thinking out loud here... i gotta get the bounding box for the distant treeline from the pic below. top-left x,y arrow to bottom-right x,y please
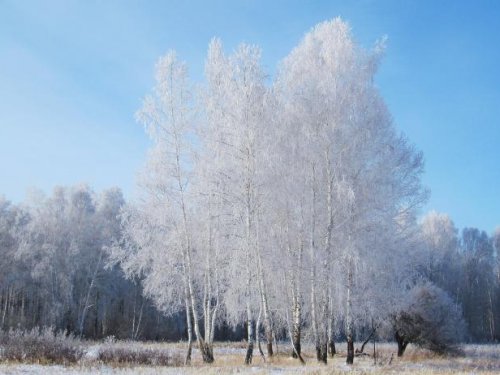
0,185 -> 498,343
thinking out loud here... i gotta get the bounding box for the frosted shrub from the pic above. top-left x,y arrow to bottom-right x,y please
97,341 -> 181,366
392,283 -> 466,356
0,328 -> 83,364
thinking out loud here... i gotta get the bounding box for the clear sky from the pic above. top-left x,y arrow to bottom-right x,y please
0,0 -> 499,233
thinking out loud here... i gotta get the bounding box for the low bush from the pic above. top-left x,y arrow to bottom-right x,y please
0,329 -> 181,366
0,328 -> 83,364
97,341 -> 181,366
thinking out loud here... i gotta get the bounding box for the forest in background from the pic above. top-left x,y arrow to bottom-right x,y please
0,19 -> 498,366
0,186 -> 498,347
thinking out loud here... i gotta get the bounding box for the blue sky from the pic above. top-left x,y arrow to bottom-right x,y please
0,0 -> 499,233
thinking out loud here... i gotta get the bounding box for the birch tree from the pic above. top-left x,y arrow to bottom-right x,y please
203,40 -> 275,363
276,18 -> 427,364
111,52 -> 216,363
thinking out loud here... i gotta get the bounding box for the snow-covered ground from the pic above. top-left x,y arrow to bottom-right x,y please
0,343 -> 499,374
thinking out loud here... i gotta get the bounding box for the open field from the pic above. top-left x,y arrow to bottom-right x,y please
0,342 -> 499,374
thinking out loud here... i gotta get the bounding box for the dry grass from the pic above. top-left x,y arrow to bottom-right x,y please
96,345 -> 181,366
0,340 -> 499,373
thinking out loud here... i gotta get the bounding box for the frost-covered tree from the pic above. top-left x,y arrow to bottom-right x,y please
415,216 -> 499,342
275,18 -> 427,364
18,186 -> 96,329
392,283 -> 465,356
493,227 -> 500,340
5,185 -> 133,337
0,197 -> 30,329
202,39 -> 275,363
419,212 -> 459,285
110,19 -> 428,366
110,51 -> 222,363
459,228 -> 496,341
415,211 -> 463,318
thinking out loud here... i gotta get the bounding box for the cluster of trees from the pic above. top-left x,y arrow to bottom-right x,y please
109,18 -> 429,365
1,189 -> 497,359
0,186 -> 185,341
0,18 -> 498,366
107,18 -> 497,365
391,215 -> 500,356
417,212 -> 500,343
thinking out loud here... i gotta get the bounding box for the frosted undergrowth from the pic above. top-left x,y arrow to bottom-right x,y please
0,343 -> 499,374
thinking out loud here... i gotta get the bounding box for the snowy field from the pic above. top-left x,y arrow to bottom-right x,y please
0,342 -> 499,374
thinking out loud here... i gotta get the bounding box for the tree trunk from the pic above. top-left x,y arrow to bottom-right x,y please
184,298 -> 193,365
257,263 -> 273,358
256,304 -> 266,362
319,342 -> 327,364
2,289 -> 8,328
327,315 -> 336,357
245,315 -> 254,365
200,342 -> 214,363
284,299 -> 305,365
291,301 -> 301,358
133,299 -> 144,340
347,338 -> 354,364
346,261 -> 354,365
243,147 -> 255,366
175,129 -> 214,365
79,251 -> 103,337
487,288 -> 495,341
308,164 -> 321,362
265,323 -> 273,357
356,325 -> 378,354
395,331 -> 408,357
186,244 -> 214,364
322,153 -> 334,365
20,291 -> 25,323
328,338 -> 336,357
310,234 -> 321,362
255,211 -> 273,358
310,285 -> 320,362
